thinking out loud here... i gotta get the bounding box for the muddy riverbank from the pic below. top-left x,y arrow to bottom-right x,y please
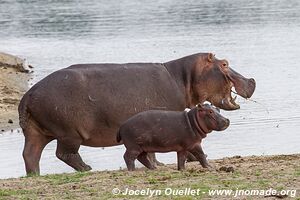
0,154 -> 299,199
0,53 -> 30,131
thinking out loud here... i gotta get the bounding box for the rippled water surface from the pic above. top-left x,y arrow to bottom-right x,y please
0,0 -> 300,179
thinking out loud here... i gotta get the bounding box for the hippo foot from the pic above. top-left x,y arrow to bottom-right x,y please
187,152 -> 208,163
56,151 -> 92,172
200,160 -> 214,167
137,152 -> 158,170
147,153 -> 165,166
203,164 -> 216,171
78,163 -> 92,172
154,160 -> 165,166
26,172 -> 40,177
200,161 -> 211,168
201,164 -> 210,168
147,165 -> 157,170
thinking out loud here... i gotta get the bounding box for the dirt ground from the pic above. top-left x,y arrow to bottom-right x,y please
0,66 -> 29,132
0,154 -> 299,199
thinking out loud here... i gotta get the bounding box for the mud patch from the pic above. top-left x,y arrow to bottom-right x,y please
0,66 -> 29,131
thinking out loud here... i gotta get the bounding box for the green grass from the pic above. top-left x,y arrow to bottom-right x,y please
0,189 -> 36,199
43,171 -> 91,185
295,168 -> 300,176
254,169 -> 262,176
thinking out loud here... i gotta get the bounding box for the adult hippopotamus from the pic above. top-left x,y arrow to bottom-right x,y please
18,53 -> 255,175
117,104 -> 229,171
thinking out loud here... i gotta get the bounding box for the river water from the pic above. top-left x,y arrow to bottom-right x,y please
0,0 -> 300,179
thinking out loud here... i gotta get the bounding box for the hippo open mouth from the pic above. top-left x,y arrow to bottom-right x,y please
221,87 -> 240,110
220,69 -> 256,111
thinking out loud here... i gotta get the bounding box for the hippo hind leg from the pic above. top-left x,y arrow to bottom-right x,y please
137,152 -> 156,170
123,149 -> 142,171
22,126 -> 53,176
56,139 -> 91,172
147,153 -> 164,167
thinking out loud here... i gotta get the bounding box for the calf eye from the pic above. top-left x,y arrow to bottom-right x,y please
209,110 -> 213,114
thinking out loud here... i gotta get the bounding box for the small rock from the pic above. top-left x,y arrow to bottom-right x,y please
71,185 -> 77,190
8,119 -> 13,124
219,166 -> 235,173
232,155 -> 242,159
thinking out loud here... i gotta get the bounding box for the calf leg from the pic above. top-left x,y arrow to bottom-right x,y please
186,152 -> 198,162
177,151 -> 188,170
23,128 -> 53,176
189,144 -> 210,168
137,152 -> 156,170
56,139 -> 91,171
147,153 -> 164,166
124,150 -> 140,171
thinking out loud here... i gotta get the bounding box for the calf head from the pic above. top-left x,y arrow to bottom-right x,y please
196,103 -> 230,132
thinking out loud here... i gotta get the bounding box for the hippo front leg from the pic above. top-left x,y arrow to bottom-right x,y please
189,144 -> 211,168
177,151 -> 188,170
186,152 -> 198,162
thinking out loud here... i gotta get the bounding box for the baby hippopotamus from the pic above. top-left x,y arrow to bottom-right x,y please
116,104 -> 230,171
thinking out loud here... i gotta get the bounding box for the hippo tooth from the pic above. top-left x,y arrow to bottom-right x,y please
233,96 -> 237,101
232,87 -> 237,93
184,108 -> 191,112
203,100 -> 211,105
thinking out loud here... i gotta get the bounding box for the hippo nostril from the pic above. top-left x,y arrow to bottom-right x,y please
247,78 -> 256,98
249,78 -> 256,87
226,119 -> 230,126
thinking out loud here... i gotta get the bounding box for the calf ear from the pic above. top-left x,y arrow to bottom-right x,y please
207,53 -> 214,63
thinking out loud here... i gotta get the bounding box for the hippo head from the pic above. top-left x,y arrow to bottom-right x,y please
196,103 -> 230,132
192,53 -> 256,110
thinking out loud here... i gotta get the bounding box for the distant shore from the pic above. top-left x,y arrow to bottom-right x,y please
0,52 -> 30,132
0,154 -> 299,199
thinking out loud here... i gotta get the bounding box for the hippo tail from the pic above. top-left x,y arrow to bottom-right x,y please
18,93 -> 29,130
116,129 -> 122,143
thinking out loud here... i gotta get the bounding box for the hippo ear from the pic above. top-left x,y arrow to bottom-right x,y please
196,103 -> 203,109
207,53 -> 214,63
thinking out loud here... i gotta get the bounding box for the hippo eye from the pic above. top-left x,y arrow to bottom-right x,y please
209,110 -> 213,114
222,63 -> 227,67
